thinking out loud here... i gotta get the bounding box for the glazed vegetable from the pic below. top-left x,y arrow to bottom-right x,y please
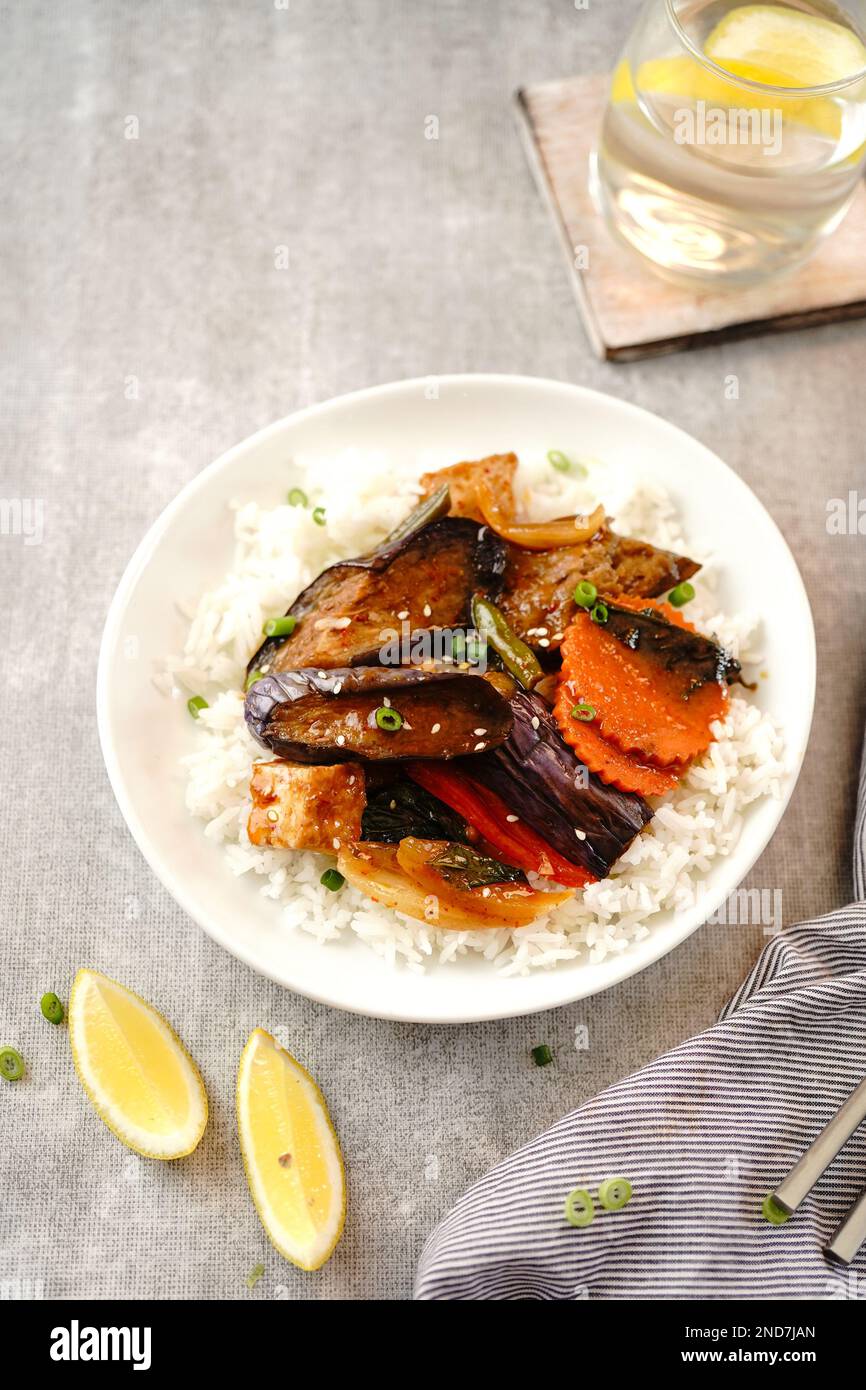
427,842 -> 526,890
498,527 -> 701,653
246,516 -> 508,676
380,482 -> 450,546
407,762 -> 594,888
471,594 -> 543,690
467,690 -> 653,880
419,454 -> 517,524
360,780 -> 470,845
554,685 -> 679,797
337,840 -> 572,930
477,479 -> 605,550
559,594 -> 738,770
245,665 -> 513,763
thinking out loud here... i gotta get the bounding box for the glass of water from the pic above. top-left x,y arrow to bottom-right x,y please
592,1 -> 866,287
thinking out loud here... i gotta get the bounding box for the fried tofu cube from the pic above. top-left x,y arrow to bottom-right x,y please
248,761 -> 365,853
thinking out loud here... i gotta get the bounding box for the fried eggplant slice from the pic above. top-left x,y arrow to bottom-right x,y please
245,665 -> 514,764
499,527 -> 701,651
465,690 -> 653,880
247,517 -> 507,677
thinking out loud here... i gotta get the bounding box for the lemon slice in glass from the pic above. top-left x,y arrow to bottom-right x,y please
704,4 -> 866,89
237,1029 -> 346,1272
68,968 -> 208,1159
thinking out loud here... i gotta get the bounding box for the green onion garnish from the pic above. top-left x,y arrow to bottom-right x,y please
573,580 -> 598,608
320,869 -> 345,892
597,1177 -> 632,1211
0,1047 -> 25,1082
564,1188 -> 594,1228
375,706 -> 403,732
761,1194 -> 791,1226
262,615 -> 296,638
245,669 -> 264,691
531,1044 -> 553,1067
547,449 -> 588,477
590,601 -> 609,625
187,695 -> 209,719
571,703 -> 596,722
287,488 -> 308,508
312,506 -> 326,527
246,1262 -> 265,1289
40,992 -> 64,1025
668,581 -> 696,608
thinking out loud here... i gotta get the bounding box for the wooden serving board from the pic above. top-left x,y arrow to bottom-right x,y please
514,73 -> 866,361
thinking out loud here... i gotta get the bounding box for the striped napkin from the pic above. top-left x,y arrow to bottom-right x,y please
415,736 -> 866,1300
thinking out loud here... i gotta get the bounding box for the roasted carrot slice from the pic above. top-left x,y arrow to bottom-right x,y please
558,594 -> 730,769
553,680 -> 679,797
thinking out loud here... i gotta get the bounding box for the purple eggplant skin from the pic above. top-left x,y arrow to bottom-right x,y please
245,665 -> 514,764
246,517 -> 508,679
602,600 -> 743,687
465,690 -> 653,880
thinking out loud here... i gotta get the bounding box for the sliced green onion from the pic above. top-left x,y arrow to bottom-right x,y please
40,992 -> 64,1025
598,1177 -> 632,1211
246,1262 -> 265,1289
312,506 -> 326,526
320,869 -> 345,892
531,1044 -> 553,1067
564,1188 -> 594,1228
590,601 -> 609,625
761,1194 -> 791,1226
571,703 -> 596,722
547,450 -> 588,477
187,695 -> 209,719
0,1047 -> 25,1082
573,580 -> 597,608
287,488 -> 308,507
262,615 -> 296,638
245,669 -> 264,691
668,581 -> 696,608
375,706 -> 403,733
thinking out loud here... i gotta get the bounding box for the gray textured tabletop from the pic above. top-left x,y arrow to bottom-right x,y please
1,0 -> 864,1303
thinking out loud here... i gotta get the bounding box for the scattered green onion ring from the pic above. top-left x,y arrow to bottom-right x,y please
262,615 -> 296,638
564,1188 -> 594,1228
668,581 -> 696,608
187,695 -> 209,719
761,1194 -> 791,1226
40,992 -> 64,1025
375,706 -> 404,733
312,506 -> 326,526
321,869 -> 345,892
547,449 -> 572,474
531,1044 -> 553,1067
245,669 -> 264,691
590,601 -> 609,625
571,703 -> 596,722
246,1262 -> 265,1289
573,580 -> 597,608
598,1177 -> 632,1211
287,488 -> 308,508
0,1047 -> 25,1082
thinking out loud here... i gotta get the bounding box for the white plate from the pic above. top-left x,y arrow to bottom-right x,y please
97,375 -> 815,1023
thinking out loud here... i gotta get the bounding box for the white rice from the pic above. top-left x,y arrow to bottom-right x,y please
161,451 -> 786,976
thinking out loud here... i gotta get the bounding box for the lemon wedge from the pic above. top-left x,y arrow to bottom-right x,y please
704,4 -> 866,89
68,968 -> 208,1159
237,1029 -> 346,1272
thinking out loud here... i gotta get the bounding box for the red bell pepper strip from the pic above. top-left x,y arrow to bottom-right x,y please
407,762 -> 595,889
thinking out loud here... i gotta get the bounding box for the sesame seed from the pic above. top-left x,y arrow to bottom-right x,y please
333,837 -> 341,850
506,814 -> 519,823
538,638 -> 550,648
390,800 -> 397,811
314,616 -> 352,630
336,734 -> 345,745
474,741 -> 486,751
431,722 -> 441,734
575,828 -> 586,840
531,716 -> 540,729
333,680 -> 343,694
423,603 -> 432,617
397,610 -> 409,620
383,696 -> 391,707
334,819 -> 341,827
402,720 -> 413,730
318,671 -> 327,679
482,888 -> 491,898
266,809 -> 279,823
348,776 -> 356,786
536,627 -> 549,636
552,633 -> 564,642
473,728 -> 487,736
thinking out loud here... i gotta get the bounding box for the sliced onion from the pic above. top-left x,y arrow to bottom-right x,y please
477,478 -> 604,550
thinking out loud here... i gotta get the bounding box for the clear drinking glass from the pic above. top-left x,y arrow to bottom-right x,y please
592,0 -> 866,287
